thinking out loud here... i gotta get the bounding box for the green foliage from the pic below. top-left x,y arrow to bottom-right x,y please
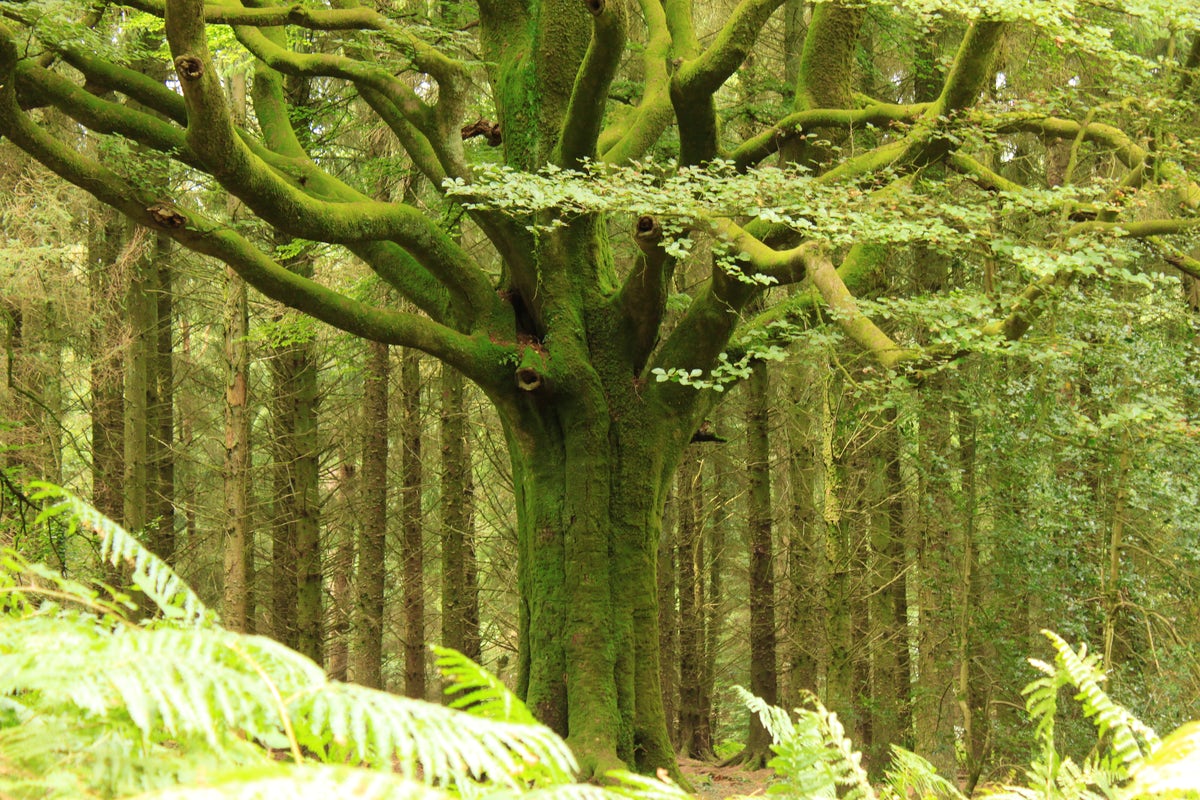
742,632 -> 1200,800
0,488 -> 687,800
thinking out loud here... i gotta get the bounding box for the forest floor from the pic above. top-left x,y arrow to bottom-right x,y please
678,757 -> 775,799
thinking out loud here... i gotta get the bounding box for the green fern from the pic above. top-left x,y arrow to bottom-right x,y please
733,686 -> 875,800
0,487 -> 683,800
28,482 -> 212,625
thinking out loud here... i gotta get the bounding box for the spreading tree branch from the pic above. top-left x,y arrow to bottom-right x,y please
555,0 -> 626,167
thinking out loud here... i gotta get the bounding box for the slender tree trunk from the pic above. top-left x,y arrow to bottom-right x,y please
401,347 -> 425,698
782,362 -> 820,709
957,407 -> 989,793
355,339 -> 389,688
440,362 -> 479,660
657,486 -> 679,748
89,203 -> 126,528
222,264 -> 252,631
327,457 -> 356,682
148,234 -> 175,563
735,360 -> 777,767
675,450 -> 703,757
124,228 -> 152,538
701,437 -> 729,753
869,406 -> 912,753
269,303 -> 321,661
914,383 -> 960,778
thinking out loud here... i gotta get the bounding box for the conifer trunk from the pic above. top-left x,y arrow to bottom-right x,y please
400,347 -> 425,698
355,340 -> 389,688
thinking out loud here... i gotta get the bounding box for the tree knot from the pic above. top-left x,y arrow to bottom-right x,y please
461,119 -> 502,147
584,0 -> 606,15
173,56 -> 204,81
146,202 -> 186,229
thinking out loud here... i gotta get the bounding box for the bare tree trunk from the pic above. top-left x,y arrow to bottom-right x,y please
401,347 -> 425,698
89,204 -> 126,529
148,234 -> 175,563
355,339 -> 389,688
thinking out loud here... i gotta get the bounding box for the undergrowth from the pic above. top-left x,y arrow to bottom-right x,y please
1,485 -> 1197,799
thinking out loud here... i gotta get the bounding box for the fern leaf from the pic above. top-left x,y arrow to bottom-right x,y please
883,746 -> 965,800
1040,630 -> 1159,771
433,646 -> 537,725
127,764 -> 455,800
28,483 -> 213,626
1127,720 -> 1200,796
293,681 -> 578,788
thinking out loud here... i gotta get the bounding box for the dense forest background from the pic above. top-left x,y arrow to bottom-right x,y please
2,0 -> 1200,792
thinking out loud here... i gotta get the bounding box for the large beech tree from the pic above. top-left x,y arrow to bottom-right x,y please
3,0 -> 1200,776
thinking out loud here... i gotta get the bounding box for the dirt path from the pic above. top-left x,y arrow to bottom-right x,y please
677,757 -> 775,799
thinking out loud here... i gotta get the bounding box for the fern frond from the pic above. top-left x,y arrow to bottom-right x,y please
883,746 -> 965,800
433,646 -> 537,725
127,764 -> 455,800
732,686 -> 876,800
1127,720 -> 1200,796
1040,630 -> 1159,771
294,680 -> 578,788
28,483 -> 213,626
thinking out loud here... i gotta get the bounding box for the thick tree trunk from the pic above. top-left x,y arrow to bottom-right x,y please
506,379 -> 683,778
355,340 -> 389,689
400,347 -> 425,699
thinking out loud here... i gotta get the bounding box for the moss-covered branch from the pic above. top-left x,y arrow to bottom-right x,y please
598,0 -> 672,163
555,0 -> 626,167
669,0 -> 787,164
806,252 -> 919,370
731,103 -> 928,171
122,0 -> 386,30
124,0 -> 464,88
0,44 -> 509,385
612,215 -> 674,371
162,0 -> 499,328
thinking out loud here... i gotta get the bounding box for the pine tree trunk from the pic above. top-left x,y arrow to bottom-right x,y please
148,234 -> 175,563
222,265 -> 252,632
440,362 -> 479,660
269,308 -> 320,660
675,450 -> 703,757
327,458 -> 356,682
355,339 -> 389,688
736,360 -> 777,767
88,203 -> 126,529
657,487 -> 678,748
400,347 -> 425,698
